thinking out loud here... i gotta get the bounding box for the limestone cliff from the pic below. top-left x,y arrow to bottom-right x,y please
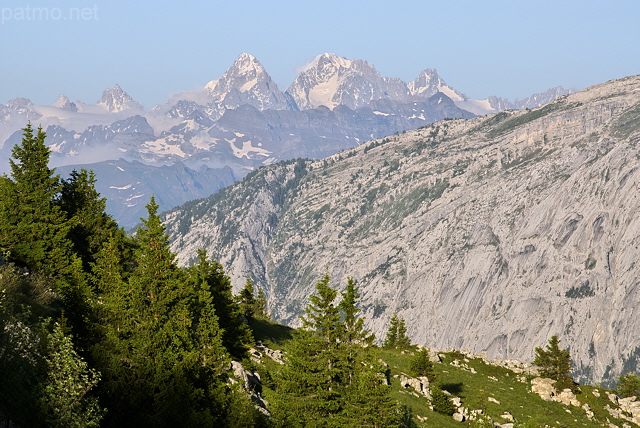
165,75 -> 640,385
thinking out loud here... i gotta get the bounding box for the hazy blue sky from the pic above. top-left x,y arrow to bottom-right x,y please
1,0 -> 638,108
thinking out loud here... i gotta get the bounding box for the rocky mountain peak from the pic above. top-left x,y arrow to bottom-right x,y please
286,53 -> 410,110
204,53 -> 292,111
97,84 -> 142,113
53,94 -> 78,112
6,97 -> 34,110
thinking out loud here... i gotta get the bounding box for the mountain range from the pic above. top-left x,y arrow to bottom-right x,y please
162,74 -> 640,387
0,53 -> 573,227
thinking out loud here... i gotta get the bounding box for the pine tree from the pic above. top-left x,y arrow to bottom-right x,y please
533,335 -> 574,391
301,273 -> 343,345
396,317 -> 411,349
339,363 -> 402,428
409,348 -> 436,381
272,274 -> 346,425
273,274 -> 398,427
431,385 -> 455,416
256,287 -> 269,320
383,312 -> 399,349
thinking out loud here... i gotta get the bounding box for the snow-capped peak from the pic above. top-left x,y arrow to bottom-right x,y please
97,84 -> 142,113
204,53 -> 292,111
286,53 -> 409,110
205,53 -> 266,94
53,94 -> 78,112
304,52 -> 354,72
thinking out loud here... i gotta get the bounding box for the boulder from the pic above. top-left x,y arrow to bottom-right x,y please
531,377 -> 557,401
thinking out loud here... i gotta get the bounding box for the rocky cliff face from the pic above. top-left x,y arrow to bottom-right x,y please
164,75 -> 640,385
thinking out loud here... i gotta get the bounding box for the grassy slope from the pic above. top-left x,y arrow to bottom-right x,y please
250,320 -> 632,427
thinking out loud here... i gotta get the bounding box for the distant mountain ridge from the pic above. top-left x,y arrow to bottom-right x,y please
0,52 -> 574,226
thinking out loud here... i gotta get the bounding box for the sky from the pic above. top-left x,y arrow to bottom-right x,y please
0,0 -> 638,109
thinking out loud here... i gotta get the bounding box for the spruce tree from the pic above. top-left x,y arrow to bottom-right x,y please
396,317 -> 411,349
617,372 -> 640,398
0,124 -> 93,345
339,362 -> 402,428
273,274 -> 399,427
0,123 -> 75,279
272,274 -> 345,425
409,348 -> 436,381
533,335 -> 574,391
340,277 -> 374,346
186,249 -> 253,359
256,287 -> 269,319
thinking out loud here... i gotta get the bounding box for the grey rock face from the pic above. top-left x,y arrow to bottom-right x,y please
0,97 -> 42,123
165,75 -> 640,386
205,53 -> 294,111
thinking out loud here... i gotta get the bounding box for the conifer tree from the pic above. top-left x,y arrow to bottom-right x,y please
339,362 -> 402,428
617,372 -> 640,398
238,277 -> 257,319
0,124 -> 94,345
273,274 -> 400,427
396,317 -> 411,349
340,277 -> 374,346
533,335 -> 574,391
186,249 -> 253,359
273,274 -> 345,425
57,169 -> 121,275
40,322 -> 104,428
383,312 -> 410,349
256,287 -> 269,319
95,198 -> 235,427
409,348 -> 436,381
0,123 -> 75,280
383,312 -> 399,349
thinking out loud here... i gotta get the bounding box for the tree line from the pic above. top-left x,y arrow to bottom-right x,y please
0,124 -> 265,427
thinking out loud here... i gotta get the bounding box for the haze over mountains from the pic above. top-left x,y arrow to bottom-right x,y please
0,53 -> 573,226
163,75 -> 640,386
